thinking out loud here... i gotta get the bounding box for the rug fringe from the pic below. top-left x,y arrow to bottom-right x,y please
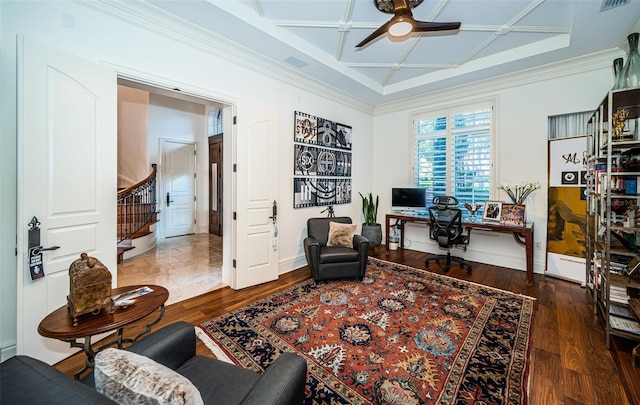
195,325 -> 235,364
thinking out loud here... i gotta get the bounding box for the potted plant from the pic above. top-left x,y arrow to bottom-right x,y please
359,192 -> 382,247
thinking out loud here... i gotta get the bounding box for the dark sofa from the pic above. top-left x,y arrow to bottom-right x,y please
1,321 -> 307,405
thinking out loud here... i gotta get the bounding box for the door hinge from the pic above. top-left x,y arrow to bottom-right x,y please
232,259 -> 236,268
194,172 -> 196,179
194,196 -> 197,201
233,212 -> 237,220
194,219 -> 196,224
233,164 -> 237,172
233,116 -> 237,125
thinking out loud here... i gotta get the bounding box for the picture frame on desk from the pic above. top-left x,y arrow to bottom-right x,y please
482,200 -> 503,222
501,203 -> 526,226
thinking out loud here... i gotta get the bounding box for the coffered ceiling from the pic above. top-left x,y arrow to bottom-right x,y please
137,0 -> 640,106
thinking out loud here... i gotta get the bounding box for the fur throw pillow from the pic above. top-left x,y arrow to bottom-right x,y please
94,348 -> 203,405
326,222 -> 357,247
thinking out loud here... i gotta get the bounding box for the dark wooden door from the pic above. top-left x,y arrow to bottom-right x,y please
209,134 -> 223,235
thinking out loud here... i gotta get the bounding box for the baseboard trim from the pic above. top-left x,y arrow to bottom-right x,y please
401,240 -> 545,274
1,342 -> 16,362
276,246 -> 545,278
278,255 -> 307,275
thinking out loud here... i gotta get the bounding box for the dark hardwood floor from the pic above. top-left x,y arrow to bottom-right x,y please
54,248 -> 640,404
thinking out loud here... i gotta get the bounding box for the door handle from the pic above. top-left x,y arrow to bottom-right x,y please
33,246 -> 60,255
166,192 -> 174,207
269,200 -> 277,224
26,216 -> 60,281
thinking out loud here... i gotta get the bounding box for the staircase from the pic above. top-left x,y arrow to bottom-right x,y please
117,164 -> 158,263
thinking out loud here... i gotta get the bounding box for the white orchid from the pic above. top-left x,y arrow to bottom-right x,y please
497,181 -> 541,204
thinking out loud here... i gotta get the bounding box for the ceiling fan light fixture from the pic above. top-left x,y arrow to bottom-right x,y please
388,17 -> 413,37
356,0 -> 460,48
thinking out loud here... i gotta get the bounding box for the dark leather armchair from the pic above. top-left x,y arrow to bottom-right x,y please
1,322 -> 307,405
303,217 -> 369,282
424,196 -> 472,274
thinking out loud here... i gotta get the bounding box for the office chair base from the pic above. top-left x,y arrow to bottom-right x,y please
425,254 -> 472,274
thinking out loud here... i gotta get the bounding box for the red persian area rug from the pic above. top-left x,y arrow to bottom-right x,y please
196,258 -> 535,404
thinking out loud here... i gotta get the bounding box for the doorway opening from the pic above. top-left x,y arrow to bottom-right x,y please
116,78 -> 230,304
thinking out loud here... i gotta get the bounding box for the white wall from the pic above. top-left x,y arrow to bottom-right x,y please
148,93 -> 209,234
0,0 -> 17,361
118,85 -> 150,187
373,67 -> 615,274
0,0 -> 373,357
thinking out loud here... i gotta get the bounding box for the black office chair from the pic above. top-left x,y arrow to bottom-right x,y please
424,196 -> 472,274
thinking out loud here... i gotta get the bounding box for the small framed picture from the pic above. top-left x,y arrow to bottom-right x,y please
482,201 -> 503,222
501,203 -> 526,226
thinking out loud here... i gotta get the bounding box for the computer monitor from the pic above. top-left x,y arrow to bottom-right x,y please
391,188 -> 427,212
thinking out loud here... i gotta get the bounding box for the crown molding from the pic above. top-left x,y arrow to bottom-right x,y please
373,48 -> 623,115
81,0 -> 375,115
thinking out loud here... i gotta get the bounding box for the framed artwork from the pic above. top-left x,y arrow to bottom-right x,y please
501,203 -> 526,226
482,201 -> 503,222
294,111 -> 352,208
294,111 -> 351,150
294,111 -> 318,144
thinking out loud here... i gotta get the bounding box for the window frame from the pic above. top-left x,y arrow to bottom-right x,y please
411,100 -> 497,206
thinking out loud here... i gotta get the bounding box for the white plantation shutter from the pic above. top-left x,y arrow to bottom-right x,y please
415,113 -> 447,204
414,103 -> 493,206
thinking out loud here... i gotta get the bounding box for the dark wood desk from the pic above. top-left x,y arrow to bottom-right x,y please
38,284 -> 168,379
386,213 -> 535,286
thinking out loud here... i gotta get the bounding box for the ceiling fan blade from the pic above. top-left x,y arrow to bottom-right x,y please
356,19 -> 392,48
413,21 -> 461,32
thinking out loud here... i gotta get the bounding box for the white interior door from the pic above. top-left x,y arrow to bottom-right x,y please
233,113 -> 279,289
162,140 -> 196,238
17,38 -> 117,364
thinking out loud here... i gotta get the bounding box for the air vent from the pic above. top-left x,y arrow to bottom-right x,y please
284,56 -> 308,69
601,0 -> 630,12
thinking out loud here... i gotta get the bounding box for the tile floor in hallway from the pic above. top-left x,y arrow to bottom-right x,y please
117,233 -> 224,305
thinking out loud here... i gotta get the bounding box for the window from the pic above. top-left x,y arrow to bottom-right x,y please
414,102 -> 493,207
208,106 -> 223,136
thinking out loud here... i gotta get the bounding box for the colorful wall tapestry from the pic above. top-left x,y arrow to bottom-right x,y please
293,111 -> 352,208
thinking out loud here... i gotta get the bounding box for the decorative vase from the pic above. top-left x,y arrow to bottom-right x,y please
620,33 -> 640,89
469,211 -> 478,223
613,57 -> 625,90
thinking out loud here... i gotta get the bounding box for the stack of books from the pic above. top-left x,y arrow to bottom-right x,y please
610,254 -> 633,275
611,285 -> 630,304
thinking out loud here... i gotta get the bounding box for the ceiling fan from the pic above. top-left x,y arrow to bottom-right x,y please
356,0 -> 461,48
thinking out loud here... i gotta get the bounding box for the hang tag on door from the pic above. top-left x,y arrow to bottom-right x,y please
28,246 -> 45,280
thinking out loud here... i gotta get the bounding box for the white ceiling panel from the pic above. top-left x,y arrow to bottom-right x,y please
387,65 -> 441,83
519,1 -> 576,26
405,31 -> 495,65
286,26 -> 342,54
137,0 -> 640,106
259,0 -> 348,21
437,1 -> 533,25
472,32 -> 563,60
